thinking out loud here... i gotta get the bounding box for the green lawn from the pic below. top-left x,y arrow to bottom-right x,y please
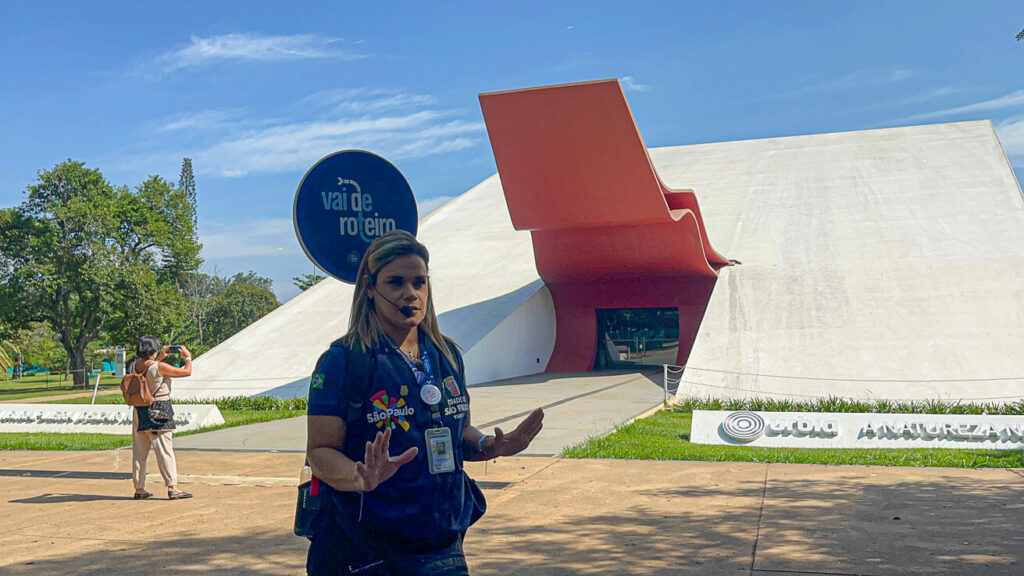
39,395 -> 135,405
0,372 -> 119,401
562,408 -> 1024,468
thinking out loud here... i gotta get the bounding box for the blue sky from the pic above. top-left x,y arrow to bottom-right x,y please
2,1 -> 1023,302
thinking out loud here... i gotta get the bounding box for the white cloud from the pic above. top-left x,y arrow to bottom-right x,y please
153,33 -> 363,74
995,115 -> 1024,166
199,217 -> 296,259
621,76 -> 651,92
301,88 -> 437,114
157,109 -> 247,134
897,86 -> 963,105
196,113 -> 483,178
418,195 -> 457,218
901,89 -> 1024,123
111,82 -> 487,185
849,86 -> 973,116
777,68 -> 916,98
117,88 -> 486,179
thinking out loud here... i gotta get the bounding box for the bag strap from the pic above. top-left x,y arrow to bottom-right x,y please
307,338 -> 376,457
338,339 -> 375,451
132,359 -> 151,375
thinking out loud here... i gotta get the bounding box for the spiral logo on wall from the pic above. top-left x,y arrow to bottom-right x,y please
722,411 -> 766,442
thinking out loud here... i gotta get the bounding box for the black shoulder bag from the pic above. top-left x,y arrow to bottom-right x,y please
294,340 -> 376,538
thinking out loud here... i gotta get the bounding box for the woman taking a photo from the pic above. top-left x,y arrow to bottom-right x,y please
130,335 -> 193,500
306,230 -> 544,575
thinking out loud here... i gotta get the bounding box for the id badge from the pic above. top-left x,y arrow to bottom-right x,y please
425,427 -> 456,475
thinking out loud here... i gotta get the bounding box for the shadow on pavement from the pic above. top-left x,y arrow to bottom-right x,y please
3,529 -> 308,576
10,492 -> 136,504
468,469 -> 1024,575
2,457 -> 1022,576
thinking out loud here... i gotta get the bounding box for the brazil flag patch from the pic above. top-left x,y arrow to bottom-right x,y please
311,373 -> 325,389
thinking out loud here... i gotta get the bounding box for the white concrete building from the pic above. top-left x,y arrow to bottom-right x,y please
175,120 -> 1024,403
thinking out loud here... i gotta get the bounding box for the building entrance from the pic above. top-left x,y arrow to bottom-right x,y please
595,308 -> 680,370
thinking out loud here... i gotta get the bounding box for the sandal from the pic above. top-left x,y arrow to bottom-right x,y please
167,490 -> 193,500
133,491 -> 153,500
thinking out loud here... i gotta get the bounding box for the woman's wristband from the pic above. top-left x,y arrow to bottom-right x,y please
477,435 -> 493,456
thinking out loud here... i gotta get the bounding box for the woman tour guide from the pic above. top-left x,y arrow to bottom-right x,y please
306,230 -> 544,575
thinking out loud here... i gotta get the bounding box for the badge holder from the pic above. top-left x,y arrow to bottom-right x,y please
425,427 -> 456,474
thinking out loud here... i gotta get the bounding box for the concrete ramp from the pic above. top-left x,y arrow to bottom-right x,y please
669,121 -> 1024,401
177,175 -> 552,399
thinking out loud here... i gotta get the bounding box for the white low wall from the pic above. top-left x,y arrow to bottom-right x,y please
0,404 -> 225,435
691,410 -> 1024,450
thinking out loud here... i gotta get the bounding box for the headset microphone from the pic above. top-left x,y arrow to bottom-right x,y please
376,293 -> 415,318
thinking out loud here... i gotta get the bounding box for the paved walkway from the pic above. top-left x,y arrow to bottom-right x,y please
1,450 -> 1022,575
174,370 -> 669,455
4,370 -> 1024,574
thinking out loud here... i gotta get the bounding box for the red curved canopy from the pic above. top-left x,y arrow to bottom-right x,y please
479,79 -> 728,371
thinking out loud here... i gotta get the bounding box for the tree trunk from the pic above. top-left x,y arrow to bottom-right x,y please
70,347 -> 87,389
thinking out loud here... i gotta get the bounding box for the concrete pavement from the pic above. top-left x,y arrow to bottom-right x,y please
1,450 -> 1022,575
173,370 -> 669,455
4,370 -> 1024,573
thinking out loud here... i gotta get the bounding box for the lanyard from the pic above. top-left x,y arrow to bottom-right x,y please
394,339 -> 443,426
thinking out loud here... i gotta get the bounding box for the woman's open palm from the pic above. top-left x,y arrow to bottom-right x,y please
355,427 -> 418,492
493,408 -> 544,457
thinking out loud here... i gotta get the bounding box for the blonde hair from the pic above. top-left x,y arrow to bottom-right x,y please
343,230 -> 457,369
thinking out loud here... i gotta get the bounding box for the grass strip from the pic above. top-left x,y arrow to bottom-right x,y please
0,408 -> 305,451
673,395 -> 1024,415
0,387 -> 121,402
562,409 -> 1024,468
0,373 -> 118,399
31,394 -> 308,410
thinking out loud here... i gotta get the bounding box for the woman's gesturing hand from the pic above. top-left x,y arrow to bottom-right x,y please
355,427 -> 418,492
492,408 -> 544,457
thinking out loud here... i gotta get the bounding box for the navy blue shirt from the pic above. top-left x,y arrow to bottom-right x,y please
308,334 -> 475,555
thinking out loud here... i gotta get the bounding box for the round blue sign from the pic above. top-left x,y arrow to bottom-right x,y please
293,150 -> 418,283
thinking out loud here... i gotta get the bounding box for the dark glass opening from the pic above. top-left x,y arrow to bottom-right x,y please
594,308 -> 680,370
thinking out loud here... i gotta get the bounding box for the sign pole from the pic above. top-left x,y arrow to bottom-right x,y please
90,373 -> 101,405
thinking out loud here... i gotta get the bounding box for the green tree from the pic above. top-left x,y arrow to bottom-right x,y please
228,270 -> 274,291
205,283 -> 280,345
10,322 -> 66,372
178,268 -> 273,348
293,272 -> 326,291
0,340 -> 19,380
180,269 -> 220,347
0,160 -> 202,387
178,158 -> 196,208
0,320 -> 21,380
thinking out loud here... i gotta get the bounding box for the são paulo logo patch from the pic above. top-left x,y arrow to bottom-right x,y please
366,390 -> 415,431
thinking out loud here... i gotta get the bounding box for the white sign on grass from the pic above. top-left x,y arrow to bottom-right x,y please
691,410 -> 1024,450
0,404 -> 225,435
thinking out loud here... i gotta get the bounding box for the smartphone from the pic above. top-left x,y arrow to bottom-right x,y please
168,346 -> 181,354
